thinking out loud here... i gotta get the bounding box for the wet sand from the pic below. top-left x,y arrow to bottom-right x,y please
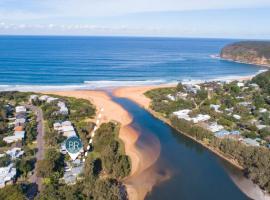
42,90 -> 164,200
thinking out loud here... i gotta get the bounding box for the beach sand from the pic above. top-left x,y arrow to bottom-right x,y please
42,90 -> 165,200
113,85 -> 175,109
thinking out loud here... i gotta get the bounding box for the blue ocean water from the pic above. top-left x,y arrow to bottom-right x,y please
0,36 -> 266,90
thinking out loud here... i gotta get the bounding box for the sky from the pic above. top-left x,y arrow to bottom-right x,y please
0,0 -> 270,39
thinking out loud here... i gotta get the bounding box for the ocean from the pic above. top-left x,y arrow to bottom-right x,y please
0,36 -> 266,91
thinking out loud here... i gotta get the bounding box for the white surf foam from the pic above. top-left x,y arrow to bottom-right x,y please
0,80 -> 170,92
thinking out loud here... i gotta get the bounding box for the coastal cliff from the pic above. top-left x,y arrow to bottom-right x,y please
220,41 -> 270,67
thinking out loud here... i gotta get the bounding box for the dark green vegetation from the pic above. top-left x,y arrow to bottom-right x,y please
146,71 -> 270,193
92,122 -> 131,179
37,122 -> 131,200
0,154 -> 11,167
220,41 -> 270,66
252,70 -> 270,94
0,185 -> 26,200
171,117 -> 270,192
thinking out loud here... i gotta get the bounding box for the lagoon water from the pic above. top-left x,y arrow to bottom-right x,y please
113,97 -> 249,200
0,36 -> 266,90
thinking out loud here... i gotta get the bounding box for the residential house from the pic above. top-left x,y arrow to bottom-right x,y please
6,148 -> 24,160
237,82 -> 245,87
176,92 -> 188,99
167,94 -> 176,101
39,95 -> 49,101
207,122 -> 224,133
185,84 -> 201,94
214,130 -> 230,138
3,131 -> 25,143
192,114 -> 210,123
233,114 -> 241,120
15,106 -> 26,114
57,102 -> 69,115
29,95 -> 38,102
210,104 -> 222,113
15,118 -> 26,126
63,165 -> 83,185
242,138 -> 260,147
46,97 -> 59,103
0,164 -> 16,188
173,109 -> 192,121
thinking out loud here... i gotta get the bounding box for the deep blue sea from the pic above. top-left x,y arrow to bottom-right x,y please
0,36 -> 266,90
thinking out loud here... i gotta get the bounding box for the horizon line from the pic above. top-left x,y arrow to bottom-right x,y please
0,34 -> 269,41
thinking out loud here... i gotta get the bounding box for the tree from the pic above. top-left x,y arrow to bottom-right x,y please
176,83 -> 184,92
0,154 -> 11,167
0,185 -> 26,200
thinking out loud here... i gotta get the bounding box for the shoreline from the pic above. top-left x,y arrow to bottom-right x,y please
41,90 -> 161,200
0,69 -> 266,92
113,85 -> 270,200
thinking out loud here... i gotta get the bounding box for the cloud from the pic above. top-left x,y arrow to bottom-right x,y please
1,0 -> 270,20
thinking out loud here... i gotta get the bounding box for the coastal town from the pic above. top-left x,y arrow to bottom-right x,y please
145,70 -> 270,195
0,91 -> 131,199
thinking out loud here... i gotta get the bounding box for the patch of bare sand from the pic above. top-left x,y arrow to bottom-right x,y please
42,90 -> 166,200
113,84 -> 175,109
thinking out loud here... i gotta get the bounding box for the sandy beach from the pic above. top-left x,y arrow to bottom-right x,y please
42,90 -> 164,200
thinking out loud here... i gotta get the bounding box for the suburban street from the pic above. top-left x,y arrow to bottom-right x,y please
27,105 -> 45,198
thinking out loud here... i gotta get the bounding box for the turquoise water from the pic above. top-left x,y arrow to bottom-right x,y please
0,36 -> 266,90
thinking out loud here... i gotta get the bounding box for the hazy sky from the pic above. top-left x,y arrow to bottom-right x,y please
0,0 -> 270,38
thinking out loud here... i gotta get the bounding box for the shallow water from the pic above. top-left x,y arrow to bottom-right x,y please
112,96 -> 250,200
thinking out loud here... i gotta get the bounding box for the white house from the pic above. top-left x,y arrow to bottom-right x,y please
210,104 -> 221,113
3,131 -> 25,144
238,102 -> 252,106
29,95 -> 38,102
185,84 -> 201,94
237,82 -> 245,87
167,94 -> 176,101
46,97 -> 59,103
259,108 -> 268,113
0,164 -> 16,188
233,114 -> 241,120
192,114 -> 211,123
62,121 -> 72,127
62,126 -> 75,133
57,101 -> 69,115
256,124 -> 267,130
15,106 -> 26,113
63,131 -> 77,138
173,109 -> 192,121
176,92 -> 188,99
242,138 -> 260,147
53,121 -> 77,138
207,122 -> 224,133
6,148 -> 24,159
39,95 -> 50,101
53,122 -> 62,131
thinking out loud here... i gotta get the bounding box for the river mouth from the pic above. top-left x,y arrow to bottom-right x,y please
111,95 -> 251,200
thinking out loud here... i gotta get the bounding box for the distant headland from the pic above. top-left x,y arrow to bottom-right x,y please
220,41 -> 270,67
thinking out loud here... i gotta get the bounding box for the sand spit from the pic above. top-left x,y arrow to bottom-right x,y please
42,90 -> 165,200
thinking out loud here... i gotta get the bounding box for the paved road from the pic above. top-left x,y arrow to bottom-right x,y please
28,105 -> 45,197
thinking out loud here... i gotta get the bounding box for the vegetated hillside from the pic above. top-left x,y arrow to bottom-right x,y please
220,41 -> 270,67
